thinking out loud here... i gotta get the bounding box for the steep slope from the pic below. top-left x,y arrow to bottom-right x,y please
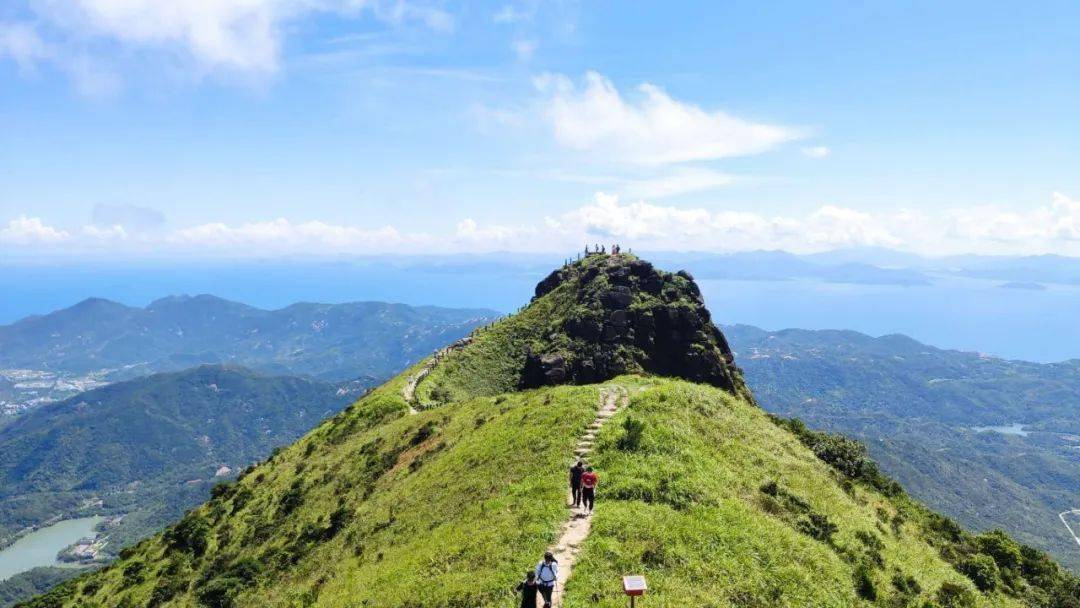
0,295 -> 497,381
27,255 -> 1078,608
725,324 -> 1080,571
0,366 -> 352,556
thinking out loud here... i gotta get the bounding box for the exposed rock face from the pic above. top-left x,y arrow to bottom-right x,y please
523,254 -> 746,396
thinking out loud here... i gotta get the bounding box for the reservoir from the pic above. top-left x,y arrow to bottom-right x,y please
0,517 -> 101,582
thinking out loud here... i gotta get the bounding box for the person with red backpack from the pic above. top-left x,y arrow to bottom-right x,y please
581,466 -> 598,513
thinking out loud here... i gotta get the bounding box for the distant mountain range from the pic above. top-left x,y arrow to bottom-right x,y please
0,295 -> 498,416
0,365 -> 355,558
726,324 -> 1080,571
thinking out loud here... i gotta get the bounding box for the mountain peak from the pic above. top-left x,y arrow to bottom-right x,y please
523,253 -> 745,394
413,253 -> 749,405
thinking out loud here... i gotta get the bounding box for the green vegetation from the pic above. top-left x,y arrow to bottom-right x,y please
0,365 -> 351,556
0,568 -> 93,608
39,375 -> 597,607
419,254 -> 747,405
0,295 -> 496,382
19,256 -> 1078,606
39,375 -> 1077,607
726,324 -> 1080,570
561,378 -> 1076,607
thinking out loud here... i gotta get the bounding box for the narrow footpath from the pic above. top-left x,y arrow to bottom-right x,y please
400,336 -> 471,414
548,385 -> 629,607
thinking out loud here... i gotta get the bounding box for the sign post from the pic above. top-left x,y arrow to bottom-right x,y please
622,575 -> 647,607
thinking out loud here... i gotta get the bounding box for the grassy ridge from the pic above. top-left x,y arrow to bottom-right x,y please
38,370 -> 598,607
29,375 -> 1076,607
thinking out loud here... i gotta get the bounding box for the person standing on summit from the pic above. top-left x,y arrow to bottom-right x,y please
569,460 -> 585,508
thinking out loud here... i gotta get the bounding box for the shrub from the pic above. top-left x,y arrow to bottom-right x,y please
853,563 -> 878,601
616,416 -> 646,451
976,530 -> 1022,572
165,513 -> 210,557
121,561 -> 146,588
798,513 -> 838,543
959,554 -> 1001,592
891,573 -> 921,597
934,582 -> 977,608
278,479 -> 305,515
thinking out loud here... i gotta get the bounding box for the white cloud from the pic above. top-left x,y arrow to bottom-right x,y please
535,71 -> 801,165
7,192 -> 1080,256
0,22 -> 50,72
0,216 -> 71,244
802,145 -> 830,159
1,0 -> 454,80
82,224 -> 129,240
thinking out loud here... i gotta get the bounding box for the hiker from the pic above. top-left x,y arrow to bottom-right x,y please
535,551 -> 558,607
515,571 -> 540,608
569,460 -> 585,507
581,466 -> 598,512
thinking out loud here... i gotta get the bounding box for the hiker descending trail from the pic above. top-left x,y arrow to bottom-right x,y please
544,385 -> 629,608
401,336 -> 472,413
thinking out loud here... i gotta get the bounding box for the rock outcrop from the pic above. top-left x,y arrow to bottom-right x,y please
522,254 -> 746,396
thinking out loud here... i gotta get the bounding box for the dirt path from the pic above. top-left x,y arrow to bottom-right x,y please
547,385 -> 629,607
400,336 -> 472,414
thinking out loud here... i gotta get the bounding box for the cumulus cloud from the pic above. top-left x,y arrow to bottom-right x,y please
7,192 -> 1080,256
0,216 -> 71,244
535,71 -> 801,165
1,0 -> 454,79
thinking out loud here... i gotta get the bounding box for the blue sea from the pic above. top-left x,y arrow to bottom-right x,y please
2,261 -> 1078,363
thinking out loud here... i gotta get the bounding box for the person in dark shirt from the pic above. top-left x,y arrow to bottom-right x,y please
569,460 -> 585,507
515,571 -> 540,608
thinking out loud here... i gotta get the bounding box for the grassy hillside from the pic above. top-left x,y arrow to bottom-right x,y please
22,256 -> 1078,607
29,376 -> 1077,607
725,324 -> 1080,571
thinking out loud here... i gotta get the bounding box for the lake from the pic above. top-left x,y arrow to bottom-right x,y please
0,517 -> 101,582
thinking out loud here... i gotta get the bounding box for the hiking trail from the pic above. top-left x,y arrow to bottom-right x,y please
547,385 -> 629,607
401,336 -> 472,414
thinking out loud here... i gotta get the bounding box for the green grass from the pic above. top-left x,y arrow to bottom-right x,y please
48,374 -> 599,607
36,374 -> 1076,607
561,378 -> 1041,608
416,290 -> 556,405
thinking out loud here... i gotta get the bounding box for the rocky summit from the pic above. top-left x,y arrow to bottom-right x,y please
523,254 -> 747,396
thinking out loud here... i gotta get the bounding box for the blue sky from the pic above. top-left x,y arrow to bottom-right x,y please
2,1 -> 1080,258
